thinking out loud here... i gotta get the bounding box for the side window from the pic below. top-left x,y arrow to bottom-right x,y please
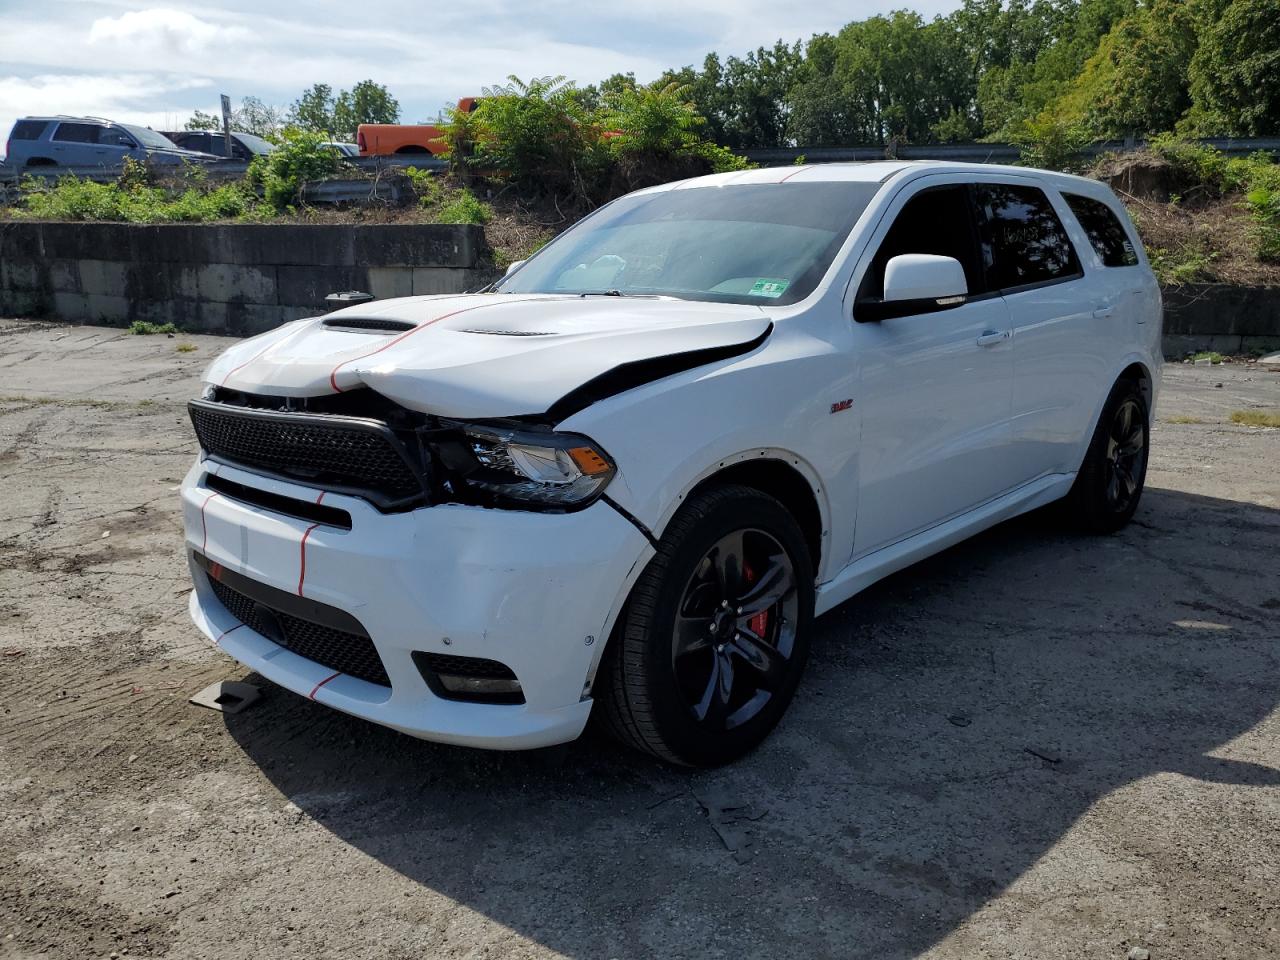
1063,193 -> 1139,267
98,127 -> 135,148
858,184 -> 984,300
52,122 -> 99,144
11,120 -> 48,140
182,133 -> 207,152
976,184 -> 1081,291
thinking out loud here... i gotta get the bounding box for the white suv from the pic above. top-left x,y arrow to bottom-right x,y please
182,162 -> 1161,766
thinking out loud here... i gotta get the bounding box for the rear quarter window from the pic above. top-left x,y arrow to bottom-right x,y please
10,120 -> 48,140
52,122 -> 100,144
1063,193 -> 1140,267
977,183 -> 1081,291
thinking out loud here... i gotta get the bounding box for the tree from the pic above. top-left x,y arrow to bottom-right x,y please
235,96 -> 284,138
290,83 -> 336,134
332,80 -> 400,141
184,109 -> 220,131
1189,0 -> 1280,135
1063,0 -> 1198,137
183,97 -> 283,138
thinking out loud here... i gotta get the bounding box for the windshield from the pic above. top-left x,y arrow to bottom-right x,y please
496,181 -> 882,306
121,124 -> 181,149
234,132 -> 275,154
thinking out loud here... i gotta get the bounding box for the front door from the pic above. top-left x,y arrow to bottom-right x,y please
850,181 -> 1015,557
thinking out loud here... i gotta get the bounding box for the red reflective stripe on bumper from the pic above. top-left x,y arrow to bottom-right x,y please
309,671 -> 340,699
214,622 -> 244,646
297,522 -> 320,596
199,491 -> 218,554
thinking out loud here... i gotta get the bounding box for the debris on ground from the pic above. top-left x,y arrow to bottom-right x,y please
1025,746 -> 1062,765
693,785 -> 769,863
189,680 -> 261,715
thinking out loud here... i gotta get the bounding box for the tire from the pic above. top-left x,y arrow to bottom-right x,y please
597,484 -> 815,767
1064,377 -> 1150,533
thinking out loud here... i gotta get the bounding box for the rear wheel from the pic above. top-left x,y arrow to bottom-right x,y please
597,485 -> 814,767
1065,377 -> 1149,533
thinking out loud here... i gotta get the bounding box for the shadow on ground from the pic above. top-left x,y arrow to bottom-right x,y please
225,488 -> 1280,958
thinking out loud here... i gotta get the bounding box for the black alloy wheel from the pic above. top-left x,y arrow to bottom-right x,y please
1103,395 -> 1146,514
1066,377 -> 1150,533
597,484 -> 814,767
671,528 -> 800,731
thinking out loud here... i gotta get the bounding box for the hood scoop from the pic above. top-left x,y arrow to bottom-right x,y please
460,328 -> 559,337
322,317 -> 417,334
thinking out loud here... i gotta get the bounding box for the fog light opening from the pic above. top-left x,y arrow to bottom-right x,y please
412,651 -> 525,705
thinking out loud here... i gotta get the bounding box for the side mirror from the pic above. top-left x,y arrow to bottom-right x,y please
504,260 -> 526,277
856,254 -> 969,323
883,254 -> 967,302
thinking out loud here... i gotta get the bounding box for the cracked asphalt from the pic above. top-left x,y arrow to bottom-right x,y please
1,318 -> 1278,960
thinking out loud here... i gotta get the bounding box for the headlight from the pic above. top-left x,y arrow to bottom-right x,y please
447,423 -> 615,508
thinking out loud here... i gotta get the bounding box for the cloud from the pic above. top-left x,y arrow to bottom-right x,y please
88,8 -> 251,54
0,73 -> 213,156
0,0 -> 966,154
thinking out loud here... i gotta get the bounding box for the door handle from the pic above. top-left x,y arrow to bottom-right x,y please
976,330 -> 1010,347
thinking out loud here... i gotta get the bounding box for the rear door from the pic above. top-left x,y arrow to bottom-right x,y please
976,181 -> 1104,481
50,122 -> 99,165
850,179 -> 1015,556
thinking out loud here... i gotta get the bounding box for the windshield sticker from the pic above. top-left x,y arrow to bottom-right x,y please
748,278 -> 790,298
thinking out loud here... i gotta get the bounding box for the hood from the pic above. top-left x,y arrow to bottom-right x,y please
205,293 -> 771,420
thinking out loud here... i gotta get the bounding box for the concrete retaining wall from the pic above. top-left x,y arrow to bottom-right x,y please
1162,283 -> 1280,356
2,222 -> 1279,352
0,221 -> 490,335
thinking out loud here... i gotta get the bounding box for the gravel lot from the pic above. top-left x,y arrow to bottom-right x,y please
2,318 -> 1278,960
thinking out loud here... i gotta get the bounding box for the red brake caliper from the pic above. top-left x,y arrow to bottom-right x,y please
741,561 -> 771,637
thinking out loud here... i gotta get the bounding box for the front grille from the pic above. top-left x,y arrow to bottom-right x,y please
189,399 -> 426,510
202,557 -> 391,687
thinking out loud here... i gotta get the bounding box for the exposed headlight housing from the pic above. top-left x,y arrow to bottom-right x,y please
443,422 -> 616,509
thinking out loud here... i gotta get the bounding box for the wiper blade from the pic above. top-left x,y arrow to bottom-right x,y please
578,289 -> 626,297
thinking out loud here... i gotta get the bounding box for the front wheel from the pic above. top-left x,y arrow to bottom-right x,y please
597,485 -> 814,767
1065,377 -> 1150,533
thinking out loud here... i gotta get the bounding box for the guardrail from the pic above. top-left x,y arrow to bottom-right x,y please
745,137 -> 1280,165
0,154 -> 447,184
3,136 -> 1277,193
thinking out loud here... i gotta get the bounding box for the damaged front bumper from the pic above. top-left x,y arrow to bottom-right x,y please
182,458 -> 653,749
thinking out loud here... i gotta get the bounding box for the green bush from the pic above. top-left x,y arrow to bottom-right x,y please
18,175 -> 254,224
1009,115 -> 1091,171
1149,136 -> 1280,262
1149,132 -> 1230,192
248,129 -> 339,211
443,75 -> 752,203
406,168 -> 492,224
436,188 -> 491,224
128,320 -> 178,335
1246,186 -> 1280,261
460,76 -> 600,195
600,82 -> 751,175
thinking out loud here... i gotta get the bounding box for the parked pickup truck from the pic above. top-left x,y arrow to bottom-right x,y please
357,97 -> 479,157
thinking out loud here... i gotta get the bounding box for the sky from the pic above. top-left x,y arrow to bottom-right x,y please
0,0 -> 960,151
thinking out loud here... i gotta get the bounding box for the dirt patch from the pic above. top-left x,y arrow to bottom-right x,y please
1,318 -> 1279,959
